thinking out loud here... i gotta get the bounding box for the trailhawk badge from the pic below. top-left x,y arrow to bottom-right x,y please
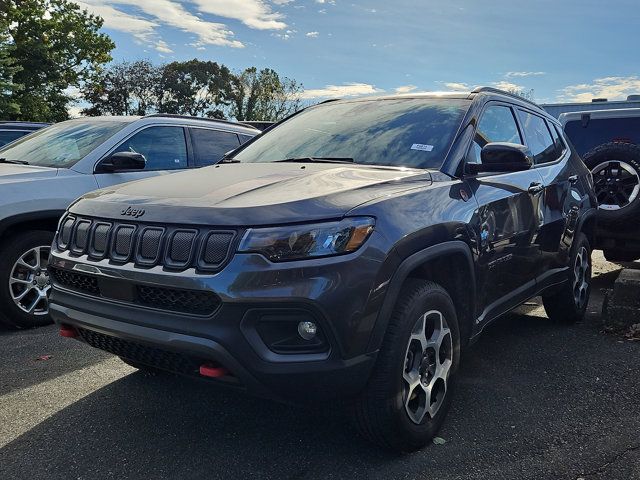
120,206 -> 145,218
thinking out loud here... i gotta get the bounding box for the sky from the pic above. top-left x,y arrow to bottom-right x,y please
75,0 -> 640,104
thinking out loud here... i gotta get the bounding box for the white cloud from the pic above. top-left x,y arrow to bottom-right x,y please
305,31 -> 319,37
154,39 -> 173,53
443,82 -> 471,91
77,0 -> 291,51
505,71 -> 545,78
189,0 -> 287,30
272,0 -> 294,4
558,76 -> 640,102
492,81 -> 524,91
301,83 -> 384,99
395,85 -> 417,94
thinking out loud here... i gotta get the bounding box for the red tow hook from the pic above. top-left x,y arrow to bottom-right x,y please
199,363 -> 229,378
59,324 -> 79,338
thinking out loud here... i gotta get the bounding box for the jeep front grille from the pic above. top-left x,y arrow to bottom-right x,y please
55,215 -> 237,273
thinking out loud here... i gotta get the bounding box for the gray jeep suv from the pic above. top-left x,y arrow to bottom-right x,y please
0,114 -> 258,328
49,88 -> 596,451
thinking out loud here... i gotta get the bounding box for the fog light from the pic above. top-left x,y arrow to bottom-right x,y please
297,321 -> 317,340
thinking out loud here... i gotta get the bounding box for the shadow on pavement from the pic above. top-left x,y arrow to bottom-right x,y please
1,308 -> 639,480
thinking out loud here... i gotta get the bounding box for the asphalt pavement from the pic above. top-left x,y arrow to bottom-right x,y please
1,253 -> 639,480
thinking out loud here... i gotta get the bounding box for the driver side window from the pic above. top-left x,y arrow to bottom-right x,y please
468,105 -> 522,164
112,126 -> 188,171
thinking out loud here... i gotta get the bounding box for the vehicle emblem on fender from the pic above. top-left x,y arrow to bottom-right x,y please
120,206 -> 145,218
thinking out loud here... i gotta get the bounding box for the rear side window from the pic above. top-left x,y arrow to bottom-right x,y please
548,123 -> 566,159
191,128 -> 241,166
518,110 -> 557,164
239,134 -> 253,144
564,116 -> 640,157
469,105 -> 522,164
0,130 -> 29,146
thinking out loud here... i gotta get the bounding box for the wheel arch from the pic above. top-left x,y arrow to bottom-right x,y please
0,210 -> 65,243
576,207 -> 597,248
367,241 -> 477,353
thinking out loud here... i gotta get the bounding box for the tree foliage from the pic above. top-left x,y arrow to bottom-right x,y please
0,26 -> 20,117
0,0 -> 114,121
82,60 -> 303,122
82,60 -> 160,116
229,67 -> 302,121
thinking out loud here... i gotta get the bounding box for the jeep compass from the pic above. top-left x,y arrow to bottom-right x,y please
49,88 -> 597,451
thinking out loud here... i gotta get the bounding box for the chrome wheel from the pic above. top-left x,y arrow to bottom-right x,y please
592,160 -> 640,211
8,246 -> 51,315
403,310 -> 453,425
573,246 -> 590,310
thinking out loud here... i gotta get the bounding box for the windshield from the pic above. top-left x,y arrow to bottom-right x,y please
0,119 -> 130,168
234,98 -> 470,169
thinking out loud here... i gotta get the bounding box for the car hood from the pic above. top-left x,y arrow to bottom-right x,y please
0,163 -> 59,183
71,163 -> 434,226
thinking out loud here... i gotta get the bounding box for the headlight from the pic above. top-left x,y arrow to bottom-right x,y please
238,217 -> 375,262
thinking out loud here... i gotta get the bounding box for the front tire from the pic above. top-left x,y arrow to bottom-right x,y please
0,230 -> 55,329
352,280 -> 460,452
542,233 -> 592,324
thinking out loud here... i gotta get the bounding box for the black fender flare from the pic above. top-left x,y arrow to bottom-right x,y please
366,240 -> 476,352
0,210 -> 66,239
575,207 -> 597,245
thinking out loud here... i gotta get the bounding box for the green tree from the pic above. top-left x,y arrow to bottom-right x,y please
82,60 -> 160,116
1,0 -> 114,121
158,59 -> 233,117
229,67 -> 302,121
0,29 -> 21,117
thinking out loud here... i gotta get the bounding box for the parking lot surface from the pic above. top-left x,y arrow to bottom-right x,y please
1,253 -> 639,480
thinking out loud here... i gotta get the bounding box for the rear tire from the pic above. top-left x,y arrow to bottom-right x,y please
352,279 -> 460,452
0,230 -> 55,329
583,142 -> 640,228
542,233 -> 592,324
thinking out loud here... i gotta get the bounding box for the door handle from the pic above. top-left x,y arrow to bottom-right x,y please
568,175 -> 578,184
528,182 -> 544,195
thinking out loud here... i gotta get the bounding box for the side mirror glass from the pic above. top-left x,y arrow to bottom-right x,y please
97,151 -> 146,173
468,142 -> 532,174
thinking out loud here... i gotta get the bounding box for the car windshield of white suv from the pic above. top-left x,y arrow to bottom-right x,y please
233,98 -> 470,169
0,120 -> 129,168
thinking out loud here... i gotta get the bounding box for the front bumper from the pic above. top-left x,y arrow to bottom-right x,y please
48,244 -> 385,403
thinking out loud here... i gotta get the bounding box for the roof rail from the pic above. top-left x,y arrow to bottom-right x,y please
143,113 -> 255,128
470,86 -> 541,109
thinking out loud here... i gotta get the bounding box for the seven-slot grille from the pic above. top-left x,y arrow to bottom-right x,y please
56,215 -> 236,272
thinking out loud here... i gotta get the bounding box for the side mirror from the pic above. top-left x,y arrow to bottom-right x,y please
97,151 -> 146,173
468,143 -> 533,174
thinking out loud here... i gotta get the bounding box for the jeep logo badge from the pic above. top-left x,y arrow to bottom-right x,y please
121,206 -> 145,218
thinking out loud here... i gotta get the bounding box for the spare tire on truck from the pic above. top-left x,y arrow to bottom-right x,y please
583,142 -> 640,228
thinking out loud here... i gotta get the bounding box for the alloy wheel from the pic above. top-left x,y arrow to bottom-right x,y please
8,245 -> 51,315
591,160 -> 640,210
573,246 -> 591,310
402,310 -> 453,425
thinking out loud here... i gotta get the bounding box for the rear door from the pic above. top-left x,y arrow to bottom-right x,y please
518,110 -> 579,286
465,103 -> 545,322
95,125 -> 190,188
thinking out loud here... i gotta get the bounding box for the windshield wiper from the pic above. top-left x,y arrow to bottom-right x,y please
219,157 -> 241,164
274,157 -> 355,164
0,158 -> 29,165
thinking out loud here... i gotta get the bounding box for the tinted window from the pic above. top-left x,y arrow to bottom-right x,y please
191,128 -> 240,166
548,122 -> 566,159
113,126 -> 188,170
0,130 -> 29,147
0,120 -> 128,168
564,116 -> 640,157
469,105 -> 522,164
518,110 -> 557,164
239,134 -> 253,144
234,98 -> 470,169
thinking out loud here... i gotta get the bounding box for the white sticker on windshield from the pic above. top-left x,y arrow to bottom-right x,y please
411,143 -> 434,152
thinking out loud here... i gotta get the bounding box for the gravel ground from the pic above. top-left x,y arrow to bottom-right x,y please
0,252 -> 639,480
